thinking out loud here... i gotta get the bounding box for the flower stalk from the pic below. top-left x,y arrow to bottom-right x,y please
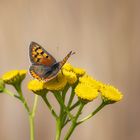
77,101 -> 106,125
1,70 -> 39,140
1,63 -> 123,140
15,83 -> 30,113
15,85 -> 38,140
41,94 -> 58,119
29,115 -> 35,140
64,102 -> 85,140
55,118 -> 62,140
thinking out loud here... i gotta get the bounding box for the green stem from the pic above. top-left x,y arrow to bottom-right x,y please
15,84 -> 38,140
62,84 -> 70,101
4,84 -> 38,140
55,118 -> 61,140
41,94 -> 58,119
32,95 -> 38,117
67,86 -> 75,108
62,100 -> 81,128
29,115 -> 34,140
28,94 -> 38,140
62,119 -> 70,128
77,101 -> 106,125
53,93 -> 73,119
3,88 -> 15,96
61,86 -> 75,127
14,84 -> 30,113
70,100 -> 80,111
64,102 -> 85,140
3,88 -> 20,99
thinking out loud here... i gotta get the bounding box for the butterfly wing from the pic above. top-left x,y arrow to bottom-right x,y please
29,51 -> 75,81
59,51 -> 75,69
29,41 -> 75,82
29,63 -> 60,82
29,42 -> 56,66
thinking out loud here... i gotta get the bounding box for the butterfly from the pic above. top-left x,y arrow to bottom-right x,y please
29,42 -> 75,82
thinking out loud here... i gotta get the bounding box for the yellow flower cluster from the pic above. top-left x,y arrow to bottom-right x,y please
19,70 -> 27,81
44,73 -> 67,91
75,75 -> 100,101
62,70 -> 77,84
1,65 -> 123,104
62,63 -> 85,84
28,79 -> 47,95
28,73 -> 67,93
27,63 -> 85,95
100,84 -> 123,103
75,83 -> 98,101
27,63 -> 85,93
79,75 -> 103,90
73,67 -> 86,76
75,74 -> 123,103
62,63 -> 73,71
2,70 -> 27,85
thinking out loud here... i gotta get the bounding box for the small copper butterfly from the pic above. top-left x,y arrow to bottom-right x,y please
29,42 -> 75,82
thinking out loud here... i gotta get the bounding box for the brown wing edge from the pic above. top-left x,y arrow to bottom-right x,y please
29,41 -> 57,65
59,51 -> 75,69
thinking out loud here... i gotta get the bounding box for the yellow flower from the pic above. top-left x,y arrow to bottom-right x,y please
19,70 -> 27,81
2,70 -> 19,84
62,63 -> 85,77
2,70 -> 27,85
100,85 -> 123,103
28,79 -> 47,95
62,70 -> 77,84
0,78 -> 5,92
62,63 -> 73,71
44,73 -> 67,91
62,63 -> 77,84
75,83 -> 98,101
73,67 -> 85,76
79,75 -> 103,90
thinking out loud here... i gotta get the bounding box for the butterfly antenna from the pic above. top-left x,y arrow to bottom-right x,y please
71,51 -> 76,55
59,51 -> 75,68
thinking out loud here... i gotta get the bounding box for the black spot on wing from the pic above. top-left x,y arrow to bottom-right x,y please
40,51 -> 44,55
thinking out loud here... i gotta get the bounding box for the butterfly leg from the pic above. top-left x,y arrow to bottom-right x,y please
60,69 -> 64,75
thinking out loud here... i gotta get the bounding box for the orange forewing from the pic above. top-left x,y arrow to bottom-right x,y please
29,42 -> 56,66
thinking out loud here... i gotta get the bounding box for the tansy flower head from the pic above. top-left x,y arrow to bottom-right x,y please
79,75 -> 103,90
62,63 -> 85,77
73,67 -> 85,76
44,73 -> 67,91
19,70 -> 27,81
2,70 -> 27,86
100,84 -> 123,104
2,70 -> 19,85
28,79 -> 47,95
62,70 -> 77,84
62,63 -> 74,71
75,83 -> 98,101
0,78 -> 5,93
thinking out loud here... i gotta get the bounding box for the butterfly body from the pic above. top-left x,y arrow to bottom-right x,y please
29,42 -> 75,82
